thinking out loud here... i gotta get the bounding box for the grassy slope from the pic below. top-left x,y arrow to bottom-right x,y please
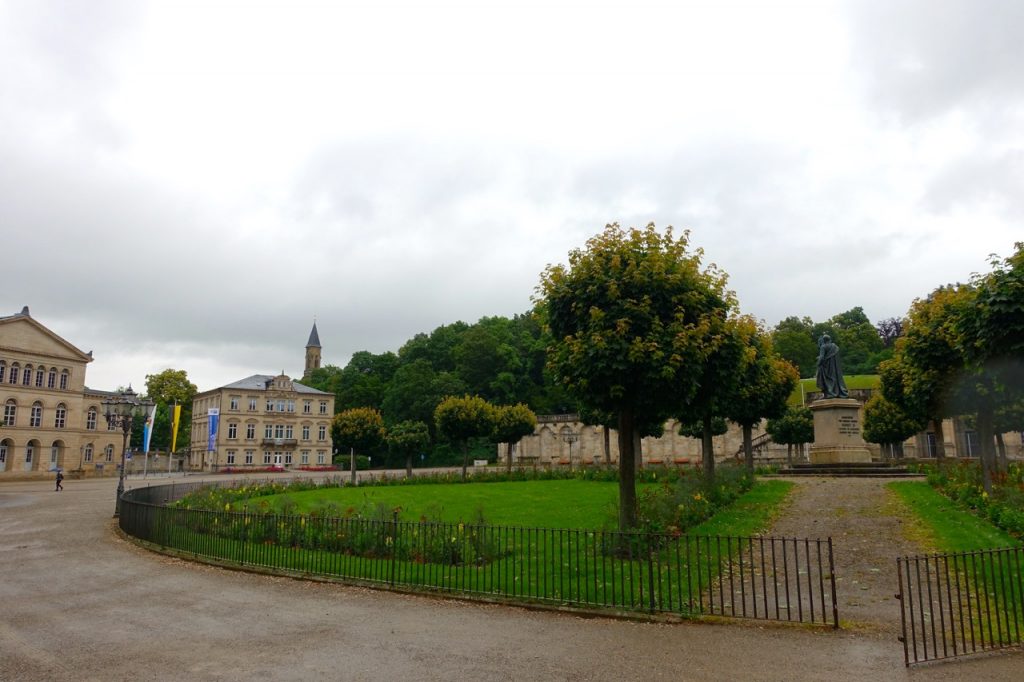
888,481 -> 1018,552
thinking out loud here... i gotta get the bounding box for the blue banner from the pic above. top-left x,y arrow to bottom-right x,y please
207,408 -> 219,451
142,403 -> 158,454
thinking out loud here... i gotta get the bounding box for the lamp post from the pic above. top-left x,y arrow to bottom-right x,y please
562,431 -> 579,470
103,386 -> 154,517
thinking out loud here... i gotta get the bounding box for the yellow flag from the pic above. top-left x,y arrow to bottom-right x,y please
170,403 -> 182,452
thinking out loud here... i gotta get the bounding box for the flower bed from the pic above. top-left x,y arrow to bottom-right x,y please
924,461 -> 1024,540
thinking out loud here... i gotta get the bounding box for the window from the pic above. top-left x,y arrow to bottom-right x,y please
35,367 -> 44,387
9,363 -> 19,384
318,425 -> 327,441
48,368 -> 56,389
229,396 -> 239,410
3,400 -> 16,426
0,361 -> 5,383
245,450 -> 254,465
301,451 -> 309,464
266,399 -> 274,412
59,370 -> 69,390
25,443 -> 33,464
264,424 -> 273,439
303,400 -> 311,414
105,445 -> 114,462
319,401 -> 328,415
84,444 -> 93,463
246,423 -> 255,439
274,424 -> 284,439
30,402 -> 42,427
50,444 -> 59,466
226,450 -> 236,465
276,399 -> 285,412
285,453 -> 293,465
302,425 -> 310,441
54,404 -> 67,429
0,443 -> 6,464
263,452 -> 271,465
227,423 -> 238,439
287,400 -> 295,413
249,398 -> 257,411
107,416 -> 116,431
86,408 -> 97,430
317,451 -> 326,465
285,425 -> 293,439
22,365 -> 32,386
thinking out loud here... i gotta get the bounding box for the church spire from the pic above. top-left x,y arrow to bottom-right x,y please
304,320 -> 322,379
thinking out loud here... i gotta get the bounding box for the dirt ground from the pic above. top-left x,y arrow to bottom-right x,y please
0,473 -> 1020,681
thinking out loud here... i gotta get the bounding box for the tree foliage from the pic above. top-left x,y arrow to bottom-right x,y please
143,369 -> 198,452
538,223 -> 734,530
491,403 -> 538,471
332,407 -> 386,452
862,393 -> 922,456
385,420 -> 431,476
434,395 -> 498,479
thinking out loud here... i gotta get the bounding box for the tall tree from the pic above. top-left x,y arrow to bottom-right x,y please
491,403 -> 538,471
538,223 -> 734,530
723,320 -> 800,472
385,420 -> 431,477
771,316 -> 818,378
332,407 -> 386,483
144,369 -> 198,451
434,395 -> 497,480
862,393 -> 922,458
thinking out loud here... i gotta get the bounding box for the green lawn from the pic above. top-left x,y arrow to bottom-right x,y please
888,481 -> 1019,552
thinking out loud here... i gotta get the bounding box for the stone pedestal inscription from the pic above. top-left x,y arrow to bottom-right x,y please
808,398 -> 872,464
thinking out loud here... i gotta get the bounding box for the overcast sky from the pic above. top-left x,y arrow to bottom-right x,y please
2,0 -> 1021,393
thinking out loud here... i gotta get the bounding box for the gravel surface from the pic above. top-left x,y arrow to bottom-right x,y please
766,477 -> 921,634
0,473 -> 1020,681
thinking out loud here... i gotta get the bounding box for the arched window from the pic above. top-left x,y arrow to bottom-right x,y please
59,370 -> 69,390
84,444 -> 94,463
47,368 -> 57,389
3,399 -> 16,427
0,360 -> 5,383
0,439 -> 8,467
86,407 -> 97,430
9,363 -> 19,385
30,402 -> 42,427
25,442 -> 34,464
35,367 -> 44,387
22,364 -> 32,386
54,403 -> 67,429
50,442 -> 61,467
104,444 -> 114,462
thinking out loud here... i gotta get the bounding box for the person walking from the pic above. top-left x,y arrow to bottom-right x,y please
55,470 -> 64,492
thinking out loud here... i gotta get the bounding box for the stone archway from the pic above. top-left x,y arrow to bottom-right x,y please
25,439 -> 40,472
49,440 -> 66,471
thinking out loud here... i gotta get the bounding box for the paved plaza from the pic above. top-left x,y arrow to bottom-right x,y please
0,473 -> 1020,681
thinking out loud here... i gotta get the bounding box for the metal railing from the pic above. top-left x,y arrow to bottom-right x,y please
897,547 -> 1024,665
119,481 -> 837,625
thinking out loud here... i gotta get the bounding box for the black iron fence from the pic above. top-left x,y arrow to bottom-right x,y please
897,547 -> 1024,665
119,481 -> 837,626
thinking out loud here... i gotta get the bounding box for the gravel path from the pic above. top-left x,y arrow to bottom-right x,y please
766,477 -> 923,633
1,474 -> 1020,681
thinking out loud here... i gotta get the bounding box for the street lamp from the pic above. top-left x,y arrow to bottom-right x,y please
562,431 -> 579,470
102,386 -> 154,517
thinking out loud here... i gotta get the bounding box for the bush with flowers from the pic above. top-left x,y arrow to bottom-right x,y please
925,460 -> 1024,539
635,464 -> 754,536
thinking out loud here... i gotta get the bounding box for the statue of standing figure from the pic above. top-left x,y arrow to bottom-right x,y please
815,334 -> 849,399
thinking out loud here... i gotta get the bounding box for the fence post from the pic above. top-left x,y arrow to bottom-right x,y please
647,537 -> 656,613
828,537 -> 838,628
896,557 -> 909,666
389,510 -> 398,586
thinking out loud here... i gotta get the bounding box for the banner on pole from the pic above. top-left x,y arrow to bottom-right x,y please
170,403 -> 182,452
207,408 -> 219,452
142,403 -> 158,454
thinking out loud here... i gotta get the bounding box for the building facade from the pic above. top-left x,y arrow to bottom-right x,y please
0,307 -> 126,479
189,324 -> 334,471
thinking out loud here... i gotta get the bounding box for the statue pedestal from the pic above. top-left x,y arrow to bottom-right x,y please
808,398 -> 872,464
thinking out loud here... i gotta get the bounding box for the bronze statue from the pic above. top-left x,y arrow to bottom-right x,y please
815,334 -> 849,399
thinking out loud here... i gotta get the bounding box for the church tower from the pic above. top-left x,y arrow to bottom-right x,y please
304,321 -> 322,380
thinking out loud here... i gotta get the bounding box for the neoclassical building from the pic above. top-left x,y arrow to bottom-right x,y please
0,307 -> 126,479
189,323 -> 335,471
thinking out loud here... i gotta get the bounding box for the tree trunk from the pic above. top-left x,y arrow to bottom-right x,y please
633,429 -> 643,472
349,446 -> 356,485
786,443 -> 793,466
701,414 -> 715,482
995,432 -> 1007,472
931,418 -> 946,461
461,441 -> 469,481
742,423 -> 754,473
976,407 -> 995,493
603,425 -> 611,469
506,442 -> 513,473
617,410 -> 637,532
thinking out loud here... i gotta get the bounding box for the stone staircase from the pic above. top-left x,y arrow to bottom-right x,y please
777,461 -> 923,478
